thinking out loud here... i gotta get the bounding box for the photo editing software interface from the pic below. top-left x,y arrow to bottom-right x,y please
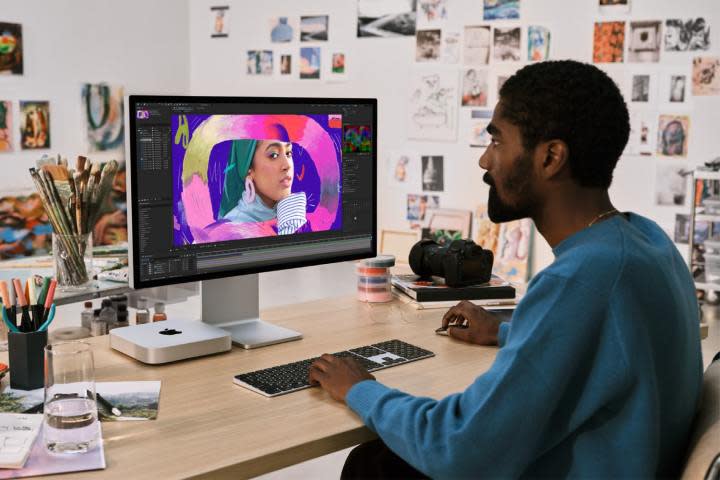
130,98 -> 375,285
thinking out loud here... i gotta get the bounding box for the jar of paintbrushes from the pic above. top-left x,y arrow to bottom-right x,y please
29,156 -> 118,290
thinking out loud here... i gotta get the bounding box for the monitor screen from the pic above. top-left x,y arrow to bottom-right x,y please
127,96 -> 376,289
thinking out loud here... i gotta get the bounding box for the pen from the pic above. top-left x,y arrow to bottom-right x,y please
0,281 -> 9,309
42,279 -> 57,325
8,282 -> 16,327
37,277 -> 50,307
89,389 -> 122,416
13,279 -> 31,332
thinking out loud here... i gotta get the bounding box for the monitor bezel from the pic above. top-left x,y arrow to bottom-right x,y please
126,95 -> 377,289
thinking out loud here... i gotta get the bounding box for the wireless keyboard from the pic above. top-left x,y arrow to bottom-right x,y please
233,339 -> 434,397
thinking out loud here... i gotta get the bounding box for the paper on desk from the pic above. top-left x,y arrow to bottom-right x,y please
0,381 -> 161,421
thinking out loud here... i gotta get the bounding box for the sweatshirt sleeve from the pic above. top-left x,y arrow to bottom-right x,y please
345,272 -> 630,478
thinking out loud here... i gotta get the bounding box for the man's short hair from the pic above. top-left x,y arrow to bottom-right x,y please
499,60 -> 630,189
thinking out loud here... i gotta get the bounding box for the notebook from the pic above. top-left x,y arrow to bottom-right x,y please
0,414 -> 42,469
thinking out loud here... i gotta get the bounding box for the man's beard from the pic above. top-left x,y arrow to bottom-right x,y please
485,151 -> 535,223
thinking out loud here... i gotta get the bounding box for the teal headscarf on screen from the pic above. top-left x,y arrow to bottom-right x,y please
218,139 -> 258,218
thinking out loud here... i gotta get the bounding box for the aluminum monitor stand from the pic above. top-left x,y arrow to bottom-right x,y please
201,275 -> 302,349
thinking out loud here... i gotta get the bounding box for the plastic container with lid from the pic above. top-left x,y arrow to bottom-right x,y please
356,255 -> 395,303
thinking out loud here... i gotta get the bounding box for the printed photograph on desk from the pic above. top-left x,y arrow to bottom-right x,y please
0,100 -> 12,152
210,5 -> 230,38
593,21 -> 625,63
0,193 -> 52,259
493,27 -> 521,62
692,56 -> 720,96
357,0 -> 416,38
81,84 -> 125,155
665,18 -> 710,52
172,113 -> 343,245
483,0 -> 520,21
269,16 -> 296,43
300,15 -> 328,42
19,101 -> 50,150
0,22 -> 23,75
657,114 -> 689,157
527,26 -> 550,62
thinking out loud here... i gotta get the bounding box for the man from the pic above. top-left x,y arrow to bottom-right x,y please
309,60 -> 702,478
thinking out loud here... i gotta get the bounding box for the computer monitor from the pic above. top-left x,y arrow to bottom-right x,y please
126,96 -> 376,348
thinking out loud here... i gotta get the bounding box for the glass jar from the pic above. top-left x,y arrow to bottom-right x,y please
52,232 -> 93,290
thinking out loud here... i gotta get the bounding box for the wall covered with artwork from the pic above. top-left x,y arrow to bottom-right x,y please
189,0 -> 720,278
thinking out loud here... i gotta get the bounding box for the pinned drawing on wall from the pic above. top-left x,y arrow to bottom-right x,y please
408,70 -> 458,141
300,15 -> 329,42
357,0 -> 416,38
692,57 -> 720,95
210,6 -> 230,38
387,150 -> 420,190
527,26 -> 550,62
421,155 -> 444,192
269,17 -> 296,43
494,219 -> 532,284
469,110 -> 493,148
81,84 -> 124,154
628,21 -> 661,63
279,54 -> 292,75
483,0 -> 520,21
300,47 -> 321,79
0,23 -> 23,75
593,21 -> 625,63
493,27 -> 521,62
328,52 -> 348,81
407,194 -> 440,222
247,50 -> 273,75
665,18 -> 710,51
461,68 -> 488,106
0,193 -> 52,259
655,163 -> 689,206
416,29 -> 441,62
19,101 -> 50,150
598,0 -> 630,14
418,0 -> 448,23
0,101 -> 12,152
463,26 -> 491,65
474,204 -> 500,254
630,74 -> 650,102
657,114 -> 689,157
626,111 -> 656,156
669,75 -> 686,103
442,31 -> 460,63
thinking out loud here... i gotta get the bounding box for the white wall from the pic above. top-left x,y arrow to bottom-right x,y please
188,0 -> 720,282
0,0 -> 190,194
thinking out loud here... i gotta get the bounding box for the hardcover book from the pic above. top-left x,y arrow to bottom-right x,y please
391,274 -> 515,302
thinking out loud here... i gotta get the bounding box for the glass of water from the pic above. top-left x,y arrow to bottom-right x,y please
43,341 -> 100,454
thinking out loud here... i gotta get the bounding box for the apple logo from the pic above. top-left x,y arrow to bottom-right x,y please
159,328 -> 182,335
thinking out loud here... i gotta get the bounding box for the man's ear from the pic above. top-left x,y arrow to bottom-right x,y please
537,140 -> 569,180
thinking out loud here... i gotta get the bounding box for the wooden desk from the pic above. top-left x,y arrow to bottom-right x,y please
4,296 -> 499,479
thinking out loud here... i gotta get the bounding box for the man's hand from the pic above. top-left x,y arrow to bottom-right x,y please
309,354 -> 376,403
441,300 -> 502,345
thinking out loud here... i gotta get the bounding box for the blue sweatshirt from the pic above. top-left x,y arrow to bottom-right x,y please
347,213 -> 702,478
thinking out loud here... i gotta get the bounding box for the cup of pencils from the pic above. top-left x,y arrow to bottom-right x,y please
29,156 -> 118,290
1,277 -> 58,390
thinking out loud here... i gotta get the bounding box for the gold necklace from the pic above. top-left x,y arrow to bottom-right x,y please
588,208 -> 619,227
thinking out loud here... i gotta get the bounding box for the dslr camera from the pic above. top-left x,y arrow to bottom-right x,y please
408,239 -> 494,288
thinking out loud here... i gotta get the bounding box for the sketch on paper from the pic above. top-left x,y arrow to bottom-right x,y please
628,21 -> 661,63
300,15 -> 328,42
19,101 -> 50,150
631,75 -> 650,102
357,0 -> 416,38
416,29 -> 442,62
0,23 -> 23,74
210,6 -> 230,38
484,0 -> 520,21
421,155 -> 444,192
246,50 -> 273,75
669,75 -> 686,102
599,0 -> 630,14
665,18 -> 710,51
81,84 -> 124,154
469,110 -> 493,148
300,47 -> 321,79
419,0 -> 448,23
463,26 -> 491,65
527,26 -> 550,62
692,56 -> 720,95
408,70 -> 458,141
493,27 -> 521,62
461,68 -> 488,106
387,151 -> 420,190
269,17 -> 295,43
593,21 -> 625,63
0,101 -> 12,152
655,163 -> 688,206
442,31 -> 461,63
657,114 -> 689,157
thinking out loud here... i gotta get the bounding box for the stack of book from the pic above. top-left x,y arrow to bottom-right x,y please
391,273 -> 520,310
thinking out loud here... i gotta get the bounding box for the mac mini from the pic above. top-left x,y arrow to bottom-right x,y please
109,320 -> 232,364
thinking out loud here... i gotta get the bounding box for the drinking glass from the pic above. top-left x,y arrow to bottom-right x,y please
52,232 -> 93,290
43,341 -> 100,454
